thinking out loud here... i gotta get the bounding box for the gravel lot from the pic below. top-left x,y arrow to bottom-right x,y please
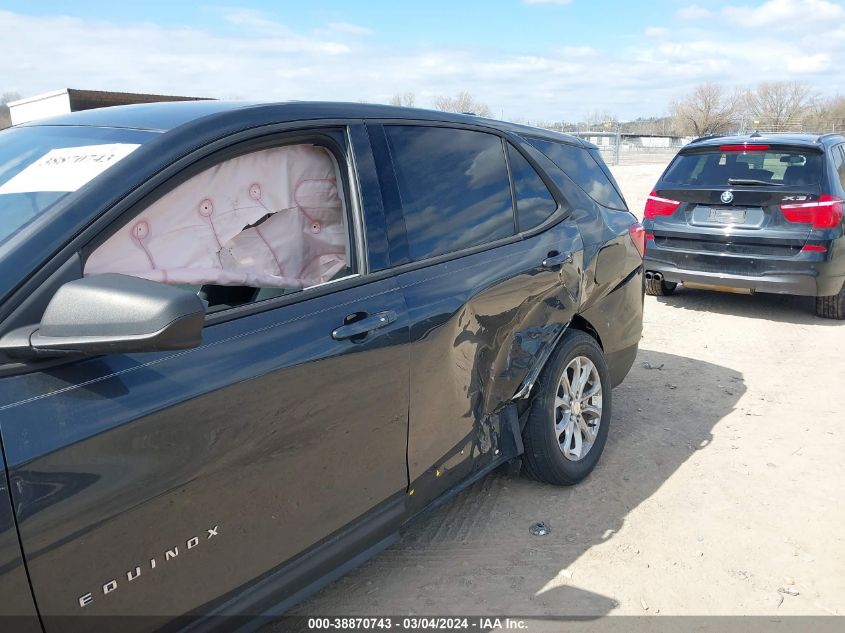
282,162 -> 845,624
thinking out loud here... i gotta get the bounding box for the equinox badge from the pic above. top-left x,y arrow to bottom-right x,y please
78,525 -> 219,608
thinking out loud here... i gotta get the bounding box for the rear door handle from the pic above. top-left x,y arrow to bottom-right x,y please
332,310 -> 397,341
542,251 -> 573,268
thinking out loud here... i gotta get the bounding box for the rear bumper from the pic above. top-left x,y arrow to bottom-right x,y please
645,245 -> 845,297
652,265 -> 819,295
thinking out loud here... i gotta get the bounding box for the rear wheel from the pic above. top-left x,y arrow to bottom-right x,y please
816,283 -> 845,320
645,276 -> 677,296
522,331 -> 611,486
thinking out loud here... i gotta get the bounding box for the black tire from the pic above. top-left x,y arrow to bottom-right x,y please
645,276 -> 677,296
816,283 -> 845,320
522,330 -> 612,486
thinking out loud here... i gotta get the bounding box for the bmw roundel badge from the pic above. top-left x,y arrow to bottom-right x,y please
720,190 -> 734,204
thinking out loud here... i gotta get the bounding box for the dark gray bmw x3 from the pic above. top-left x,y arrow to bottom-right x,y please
642,133 -> 845,319
0,102 -> 644,631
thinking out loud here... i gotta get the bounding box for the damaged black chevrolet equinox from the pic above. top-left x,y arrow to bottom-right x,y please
0,102 -> 643,631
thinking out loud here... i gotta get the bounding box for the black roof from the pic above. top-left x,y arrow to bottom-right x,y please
21,100 -> 589,147
687,132 -> 845,150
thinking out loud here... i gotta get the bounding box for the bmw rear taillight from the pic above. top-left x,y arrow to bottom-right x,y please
644,191 -> 681,220
780,194 -> 843,229
629,223 -> 646,257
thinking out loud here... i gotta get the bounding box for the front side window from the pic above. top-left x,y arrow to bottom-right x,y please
507,143 -> 557,232
85,143 -> 353,310
384,125 -> 514,261
525,137 -> 626,210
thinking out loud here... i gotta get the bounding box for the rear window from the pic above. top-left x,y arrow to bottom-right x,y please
662,148 -> 824,187
524,137 -> 626,210
385,125 -> 514,261
507,143 -> 557,232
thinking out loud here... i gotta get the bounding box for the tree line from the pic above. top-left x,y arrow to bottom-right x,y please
669,81 -> 844,136
3,84 -> 843,137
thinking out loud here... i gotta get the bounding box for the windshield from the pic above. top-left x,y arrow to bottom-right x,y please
662,148 -> 824,188
0,125 -> 157,246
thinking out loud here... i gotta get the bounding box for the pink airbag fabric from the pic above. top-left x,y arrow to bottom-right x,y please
85,144 -> 348,289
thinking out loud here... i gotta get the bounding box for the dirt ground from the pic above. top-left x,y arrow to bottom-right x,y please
285,162 -> 845,623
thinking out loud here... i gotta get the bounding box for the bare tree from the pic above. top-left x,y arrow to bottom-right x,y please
432,91 -> 492,117
671,83 -> 741,136
388,92 -> 416,108
746,81 -> 812,131
581,109 -> 618,130
802,94 -> 845,133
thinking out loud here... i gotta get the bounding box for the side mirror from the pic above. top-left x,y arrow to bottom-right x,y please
1,274 -> 205,359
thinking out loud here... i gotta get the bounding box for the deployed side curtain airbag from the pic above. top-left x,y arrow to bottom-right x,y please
85,144 -> 348,289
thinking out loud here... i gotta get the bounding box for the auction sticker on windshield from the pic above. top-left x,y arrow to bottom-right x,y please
0,143 -> 140,194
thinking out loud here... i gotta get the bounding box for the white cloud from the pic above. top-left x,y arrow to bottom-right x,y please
0,8 -> 843,122
723,0 -> 844,30
676,5 -> 711,19
786,52 -> 831,73
325,22 -> 373,36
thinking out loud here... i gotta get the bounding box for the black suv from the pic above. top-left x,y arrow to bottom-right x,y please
642,133 -> 845,318
0,102 -> 643,629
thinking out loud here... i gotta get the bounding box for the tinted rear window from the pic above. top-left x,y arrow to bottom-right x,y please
832,145 -> 845,191
385,125 -> 514,261
662,149 -> 824,187
524,137 -> 626,210
507,143 -> 557,232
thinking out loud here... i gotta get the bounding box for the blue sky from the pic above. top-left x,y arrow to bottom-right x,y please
1,1 -> 843,121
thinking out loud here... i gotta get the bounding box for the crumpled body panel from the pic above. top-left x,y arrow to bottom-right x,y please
85,144 -> 347,289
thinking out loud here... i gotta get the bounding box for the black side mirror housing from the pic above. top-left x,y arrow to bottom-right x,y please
1,274 -> 205,359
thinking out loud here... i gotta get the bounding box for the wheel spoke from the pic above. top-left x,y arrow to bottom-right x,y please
581,404 -> 601,419
576,360 -> 592,398
581,380 -> 601,399
566,358 -> 579,396
555,410 -> 570,433
576,415 -> 596,439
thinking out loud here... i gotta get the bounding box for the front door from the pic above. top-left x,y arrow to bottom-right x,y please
0,128 -> 410,627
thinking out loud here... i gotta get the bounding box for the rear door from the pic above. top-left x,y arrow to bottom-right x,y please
0,124 -> 410,628
367,122 -> 583,506
653,144 -> 827,261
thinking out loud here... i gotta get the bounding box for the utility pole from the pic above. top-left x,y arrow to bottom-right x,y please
614,123 -> 621,166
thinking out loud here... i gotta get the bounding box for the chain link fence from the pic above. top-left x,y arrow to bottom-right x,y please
568,131 -> 688,166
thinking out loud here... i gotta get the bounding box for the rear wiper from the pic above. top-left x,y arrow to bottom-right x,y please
727,178 -> 783,186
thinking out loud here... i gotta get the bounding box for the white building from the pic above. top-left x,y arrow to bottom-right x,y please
7,88 -> 210,126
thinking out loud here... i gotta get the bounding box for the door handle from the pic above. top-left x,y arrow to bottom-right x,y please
332,310 -> 397,341
542,251 -> 573,268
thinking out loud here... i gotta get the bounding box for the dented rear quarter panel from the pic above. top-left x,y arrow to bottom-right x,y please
399,220 -> 584,493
